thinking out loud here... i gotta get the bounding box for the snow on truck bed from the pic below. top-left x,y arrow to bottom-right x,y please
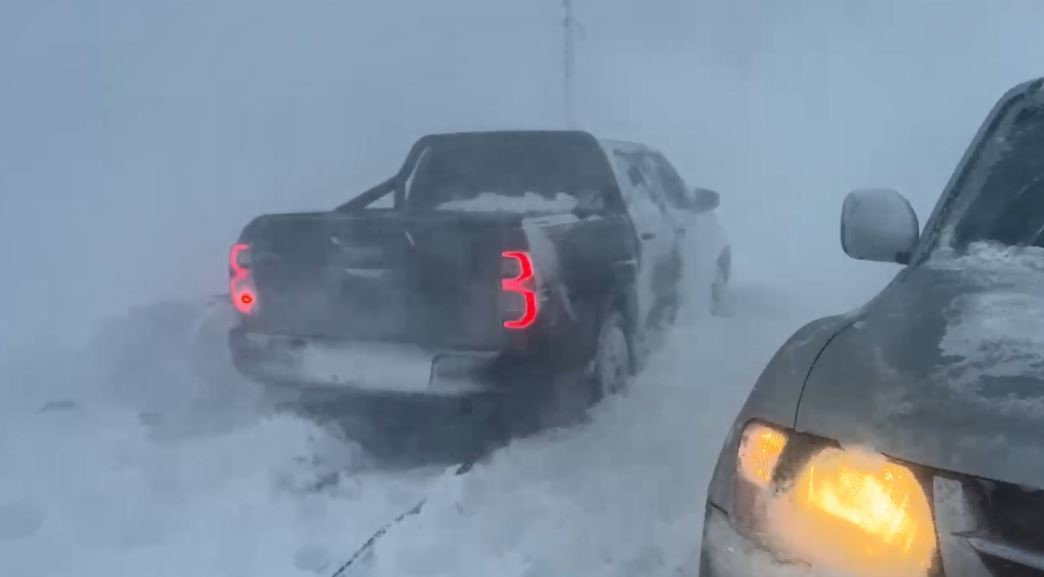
436,192 -> 578,213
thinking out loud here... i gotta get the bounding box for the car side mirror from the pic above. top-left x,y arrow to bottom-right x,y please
689,187 -> 720,213
841,188 -> 919,264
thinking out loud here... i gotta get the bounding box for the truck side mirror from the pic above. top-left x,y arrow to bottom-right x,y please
689,187 -> 720,213
841,188 -> 919,264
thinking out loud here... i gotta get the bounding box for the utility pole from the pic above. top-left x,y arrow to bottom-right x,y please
562,0 -> 576,128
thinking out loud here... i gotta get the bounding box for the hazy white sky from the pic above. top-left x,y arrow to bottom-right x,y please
2,0 -> 1044,346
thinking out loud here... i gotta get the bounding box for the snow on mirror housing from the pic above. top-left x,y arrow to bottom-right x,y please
841,188 -> 919,264
734,422 -> 936,577
689,187 -> 720,213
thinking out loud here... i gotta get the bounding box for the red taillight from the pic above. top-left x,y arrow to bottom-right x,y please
501,250 -> 537,329
230,243 -> 257,315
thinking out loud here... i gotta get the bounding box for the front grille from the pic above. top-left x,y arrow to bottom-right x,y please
980,553 -> 1044,577
935,475 -> 1044,577
969,479 -> 1044,553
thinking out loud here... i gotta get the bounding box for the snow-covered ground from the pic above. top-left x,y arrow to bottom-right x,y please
0,241 -> 849,577
6,2 -> 1044,576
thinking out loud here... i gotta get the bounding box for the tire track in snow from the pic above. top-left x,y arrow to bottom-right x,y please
0,303 -> 448,577
330,282 -> 810,577
0,279 -> 813,577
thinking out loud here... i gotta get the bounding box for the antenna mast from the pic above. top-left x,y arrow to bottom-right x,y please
562,0 -> 576,128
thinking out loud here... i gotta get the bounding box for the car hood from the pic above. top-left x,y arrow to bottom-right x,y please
797,245 -> 1044,488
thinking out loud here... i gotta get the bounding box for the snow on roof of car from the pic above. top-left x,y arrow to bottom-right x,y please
412,130 -> 664,161
598,138 -> 658,157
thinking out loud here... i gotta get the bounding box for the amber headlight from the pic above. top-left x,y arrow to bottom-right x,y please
733,422 -> 936,577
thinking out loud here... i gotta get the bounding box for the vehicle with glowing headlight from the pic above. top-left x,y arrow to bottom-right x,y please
700,77 -> 1044,577
226,130 -> 729,450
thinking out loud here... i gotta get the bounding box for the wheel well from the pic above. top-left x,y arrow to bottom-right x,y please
717,246 -> 732,283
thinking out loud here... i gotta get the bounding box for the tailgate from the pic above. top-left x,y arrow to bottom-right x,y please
237,211 -> 522,349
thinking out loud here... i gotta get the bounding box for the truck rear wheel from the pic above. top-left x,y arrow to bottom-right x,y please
530,309 -> 633,430
594,310 -> 632,398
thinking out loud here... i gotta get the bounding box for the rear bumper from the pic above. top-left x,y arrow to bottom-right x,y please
229,327 -> 537,397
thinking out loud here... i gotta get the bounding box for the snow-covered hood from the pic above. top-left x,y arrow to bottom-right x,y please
795,244 -> 1044,489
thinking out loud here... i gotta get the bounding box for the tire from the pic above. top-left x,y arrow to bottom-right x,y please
661,246 -> 684,328
710,248 -> 731,316
532,310 -> 632,430
593,309 -> 633,398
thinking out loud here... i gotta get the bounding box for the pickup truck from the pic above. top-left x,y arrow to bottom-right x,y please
227,130 -> 728,428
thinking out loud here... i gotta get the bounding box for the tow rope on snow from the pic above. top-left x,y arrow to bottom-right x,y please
328,498 -> 426,577
327,461 -> 475,577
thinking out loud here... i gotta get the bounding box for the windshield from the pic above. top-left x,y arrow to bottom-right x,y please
402,134 -> 616,213
949,94 -> 1044,249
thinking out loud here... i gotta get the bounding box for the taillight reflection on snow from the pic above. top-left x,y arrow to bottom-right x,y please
501,251 -> 537,329
229,243 -> 258,315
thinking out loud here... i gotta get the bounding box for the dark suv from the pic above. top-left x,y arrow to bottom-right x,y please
700,78 -> 1044,577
